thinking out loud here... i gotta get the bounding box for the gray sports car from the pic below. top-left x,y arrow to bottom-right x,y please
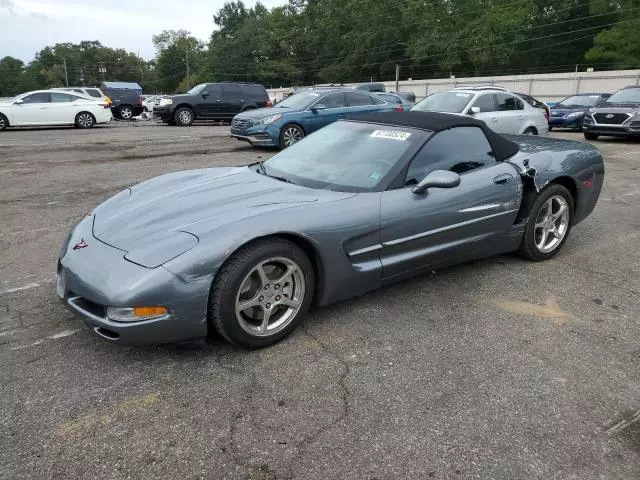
57,112 -> 604,348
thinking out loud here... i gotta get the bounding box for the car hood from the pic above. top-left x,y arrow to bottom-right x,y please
92,166 -> 352,265
234,106 -> 296,120
550,106 -> 586,115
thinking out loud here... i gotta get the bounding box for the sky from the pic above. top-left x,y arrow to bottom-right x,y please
0,0 -> 286,62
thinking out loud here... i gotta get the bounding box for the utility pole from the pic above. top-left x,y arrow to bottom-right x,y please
185,45 -> 190,89
395,64 -> 400,92
63,58 -> 69,87
98,63 -> 107,82
138,50 -> 143,81
80,67 -> 85,86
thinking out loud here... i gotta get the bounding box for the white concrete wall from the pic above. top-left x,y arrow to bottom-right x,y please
268,69 -> 640,103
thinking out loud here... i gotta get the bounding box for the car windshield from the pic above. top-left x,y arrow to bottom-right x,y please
557,95 -> 600,107
605,88 -> 640,105
186,84 -> 208,95
274,91 -> 322,109
262,121 -> 425,191
411,91 -> 473,113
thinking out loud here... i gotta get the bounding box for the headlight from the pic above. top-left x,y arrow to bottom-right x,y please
566,111 -> 585,119
159,98 -> 173,106
258,114 -> 282,125
106,306 -> 169,323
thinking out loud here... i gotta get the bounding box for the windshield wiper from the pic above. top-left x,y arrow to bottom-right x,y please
256,162 -> 297,185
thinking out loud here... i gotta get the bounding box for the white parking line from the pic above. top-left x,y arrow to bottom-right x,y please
11,329 -> 80,350
0,278 -> 54,295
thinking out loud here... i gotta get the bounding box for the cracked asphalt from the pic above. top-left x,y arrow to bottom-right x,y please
1,122 -> 639,479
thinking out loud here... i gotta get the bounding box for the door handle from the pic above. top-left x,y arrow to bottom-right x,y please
490,117 -> 498,122
40,107 -> 48,109
216,98 -> 221,102
517,115 -> 525,120
493,173 -> 513,185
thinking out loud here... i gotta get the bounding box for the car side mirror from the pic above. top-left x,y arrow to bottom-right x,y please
202,91 -> 209,98
469,106 -> 480,114
14,99 -> 23,105
412,170 -> 461,194
311,104 -> 326,112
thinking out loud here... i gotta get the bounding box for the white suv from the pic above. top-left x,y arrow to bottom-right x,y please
411,86 -> 548,136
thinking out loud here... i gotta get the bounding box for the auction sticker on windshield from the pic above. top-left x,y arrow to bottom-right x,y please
370,130 -> 411,140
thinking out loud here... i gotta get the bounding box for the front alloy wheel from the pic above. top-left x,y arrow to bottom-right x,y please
76,112 -> 95,129
280,124 -> 304,148
0,114 -> 7,131
209,238 -> 314,348
518,184 -> 574,261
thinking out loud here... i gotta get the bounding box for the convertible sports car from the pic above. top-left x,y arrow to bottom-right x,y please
57,112 -> 604,348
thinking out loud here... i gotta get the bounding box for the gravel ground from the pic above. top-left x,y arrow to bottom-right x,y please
1,121 -> 639,480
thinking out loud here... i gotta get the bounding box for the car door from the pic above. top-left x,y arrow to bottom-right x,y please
12,92 -> 52,125
346,91 -> 390,114
220,84 -> 245,118
305,92 -> 347,133
49,92 -> 78,123
380,126 -> 522,279
198,84 -> 221,118
468,93 -> 499,129
494,93 -> 522,133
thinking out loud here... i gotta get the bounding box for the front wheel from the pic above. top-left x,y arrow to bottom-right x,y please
584,132 -> 599,141
75,112 -> 95,129
518,184 -> 574,261
523,127 -> 538,135
175,107 -> 194,126
279,124 -> 304,148
209,238 -> 315,349
0,113 -> 8,131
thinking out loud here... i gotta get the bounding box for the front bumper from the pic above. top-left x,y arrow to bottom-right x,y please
153,106 -> 175,122
583,118 -> 640,137
549,116 -> 583,128
230,124 -> 279,146
57,216 -> 209,345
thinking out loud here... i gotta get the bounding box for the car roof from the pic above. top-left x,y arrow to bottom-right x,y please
622,85 -> 640,89
567,92 -> 609,96
344,111 -> 519,161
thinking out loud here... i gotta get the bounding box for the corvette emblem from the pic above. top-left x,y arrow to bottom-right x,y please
73,239 -> 88,250
606,114 -> 614,118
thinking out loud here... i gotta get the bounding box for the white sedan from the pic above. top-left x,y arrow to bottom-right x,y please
0,90 -> 112,131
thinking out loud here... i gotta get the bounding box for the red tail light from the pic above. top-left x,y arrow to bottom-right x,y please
395,105 -> 404,112
266,99 -> 272,107
137,96 -> 142,106
103,102 -> 110,109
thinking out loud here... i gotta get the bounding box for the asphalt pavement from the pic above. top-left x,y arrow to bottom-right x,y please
1,122 -> 639,479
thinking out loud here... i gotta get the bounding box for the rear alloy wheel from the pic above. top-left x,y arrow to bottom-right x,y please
279,124 -> 304,148
175,107 -> 194,126
209,238 -> 314,348
584,132 -> 599,141
519,184 -> 574,261
75,112 -> 95,129
119,105 -> 133,120
523,127 -> 537,135
0,114 -> 7,131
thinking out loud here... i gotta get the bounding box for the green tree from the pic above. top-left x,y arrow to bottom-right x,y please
152,30 -> 205,93
0,56 -> 25,96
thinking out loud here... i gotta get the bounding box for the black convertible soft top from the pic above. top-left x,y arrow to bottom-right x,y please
347,111 -> 520,161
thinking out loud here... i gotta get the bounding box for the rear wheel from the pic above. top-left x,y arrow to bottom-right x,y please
75,112 -> 95,129
518,184 -> 574,261
118,105 -> 133,120
584,132 -> 599,141
279,124 -> 304,148
209,238 -> 315,349
175,107 -> 194,126
523,127 -> 538,135
0,113 -> 8,131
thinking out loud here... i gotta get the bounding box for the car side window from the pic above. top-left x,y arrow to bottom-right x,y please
471,93 -> 496,112
405,127 -> 496,185
318,93 -> 346,108
51,92 -> 74,102
206,84 -> 222,97
87,89 -> 102,98
21,92 -> 51,104
347,92 -> 377,106
515,97 -> 525,110
496,93 -> 517,111
221,84 -> 243,98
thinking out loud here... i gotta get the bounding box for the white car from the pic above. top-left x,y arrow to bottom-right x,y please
0,90 -> 112,131
142,95 -> 159,113
411,86 -> 548,136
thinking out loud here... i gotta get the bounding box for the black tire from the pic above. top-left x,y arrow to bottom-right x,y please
75,112 -> 95,129
143,106 -> 149,113
518,184 -> 574,261
118,105 -> 134,120
584,132 -> 599,141
0,113 -> 8,131
548,126 -> 552,131
279,123 -> 305,149
523,127 -> 538,135
174,107 -> 194,126
209,238 -> 315,349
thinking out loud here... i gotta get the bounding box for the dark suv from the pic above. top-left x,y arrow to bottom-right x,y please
154,82 -> 271,126
583,85 -> 640,140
